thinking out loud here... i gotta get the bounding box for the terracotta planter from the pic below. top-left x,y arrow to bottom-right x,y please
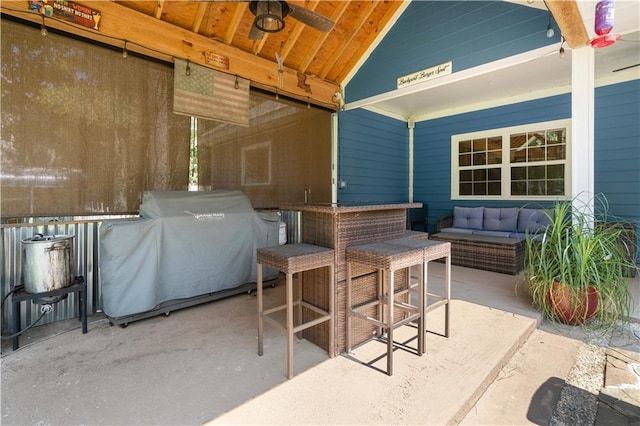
546,280 -> 599,325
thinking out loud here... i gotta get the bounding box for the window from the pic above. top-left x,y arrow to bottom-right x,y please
451,119 -> 570,200
241,142 -> 272,186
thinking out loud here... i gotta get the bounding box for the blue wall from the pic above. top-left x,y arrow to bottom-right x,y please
337,80 -> 640,260
413,81 -> 640,245
594,80 -> 640,227
347,1 -> 558,102
413,94 -> 571,230
337,108 -> 409,202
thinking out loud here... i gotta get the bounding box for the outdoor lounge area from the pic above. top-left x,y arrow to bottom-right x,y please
1,1 -> 639,424
2,262 -> 639,425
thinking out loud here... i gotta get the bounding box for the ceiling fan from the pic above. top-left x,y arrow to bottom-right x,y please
247,1 -> 334,40
193,0 -> 334,40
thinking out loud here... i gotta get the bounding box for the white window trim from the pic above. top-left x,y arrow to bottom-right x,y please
451,118 -> 572,201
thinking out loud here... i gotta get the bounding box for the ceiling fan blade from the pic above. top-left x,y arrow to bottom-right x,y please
248,24 -> 265,40
288,4 -> 334,32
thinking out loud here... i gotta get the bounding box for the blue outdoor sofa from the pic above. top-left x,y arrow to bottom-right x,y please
429,206 -> 552,275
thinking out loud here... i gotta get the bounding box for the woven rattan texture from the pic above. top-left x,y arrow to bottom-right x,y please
257,243 -> 334,274
301,267 -> 332,349
346,242 -> 424,271
336,270 -> 410,351
281,203 -> 421,214
335,210 -> 407,282
295,208 -> 411,353
383,238 -> 451,262
430,234 -> 524,275
402,230 -> 430,240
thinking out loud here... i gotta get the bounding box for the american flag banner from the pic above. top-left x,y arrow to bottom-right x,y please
173,59 -> 250,126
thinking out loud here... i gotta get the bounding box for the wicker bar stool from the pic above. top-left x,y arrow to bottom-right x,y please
384,238 -> 452,353
345,241 -> 425,376
257,243 -> 335,379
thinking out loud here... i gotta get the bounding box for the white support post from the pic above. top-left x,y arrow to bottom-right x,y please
408,118 -> 415,203
571,46 -> 595,223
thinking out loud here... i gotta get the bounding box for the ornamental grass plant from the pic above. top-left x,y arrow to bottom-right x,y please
522,194 -> 638,333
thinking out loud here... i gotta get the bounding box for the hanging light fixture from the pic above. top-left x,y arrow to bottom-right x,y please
546,12 -> 555,38
40,16 -> 48,36
253,1 -> 285,33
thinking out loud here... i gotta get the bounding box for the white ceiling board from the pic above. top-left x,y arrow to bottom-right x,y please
353,28 -> 639,122
349,1 -> 639,122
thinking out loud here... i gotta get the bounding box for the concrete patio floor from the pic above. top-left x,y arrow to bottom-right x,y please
2,263 -> 639,425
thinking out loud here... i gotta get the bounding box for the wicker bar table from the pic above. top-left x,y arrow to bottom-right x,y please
280,203 -> 421,354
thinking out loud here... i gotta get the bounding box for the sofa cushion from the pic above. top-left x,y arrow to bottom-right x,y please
510,232 -> 544,241
452,206 -> 484,230
517,208 -> 554,233
440,227 -> 475,234
483,207 -> 519,232
473,230 -> 513,238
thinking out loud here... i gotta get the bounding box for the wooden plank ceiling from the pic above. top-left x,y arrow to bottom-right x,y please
1,1 -> 591,109
1,0 -> 405,109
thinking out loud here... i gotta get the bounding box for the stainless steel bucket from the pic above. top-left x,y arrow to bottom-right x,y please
22,234 -> 75,293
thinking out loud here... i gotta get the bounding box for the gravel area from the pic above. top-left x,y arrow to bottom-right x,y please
550,322 -> 640,426
550,341 -> 609,425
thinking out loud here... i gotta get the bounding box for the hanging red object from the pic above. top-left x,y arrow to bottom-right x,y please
591,0 -> 620,48
590,33 -> 621,48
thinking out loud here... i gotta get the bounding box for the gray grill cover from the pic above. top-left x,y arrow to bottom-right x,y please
100,190 -> 280,318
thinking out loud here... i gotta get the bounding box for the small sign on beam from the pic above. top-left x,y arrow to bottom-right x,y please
397,61 -> 452,89
204,52 -> 230,70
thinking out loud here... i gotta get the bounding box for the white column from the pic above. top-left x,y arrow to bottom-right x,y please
408,118 -> 415,203
571,46 -> 595,218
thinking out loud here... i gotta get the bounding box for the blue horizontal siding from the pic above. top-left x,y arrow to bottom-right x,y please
594,80 -> 640,260
337,79 -> 639,260
347,1 -> 558,102
414,94 -> 571,228
338,109 -> 409,203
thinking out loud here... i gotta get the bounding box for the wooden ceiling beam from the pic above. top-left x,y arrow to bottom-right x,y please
191,3 -> 208,34
280,0 -> 320,62
319,1 -> 377,79
224,2 -> 247,45
0,1 -> 339,109
298,1 -> 349,74
546,0 -> 590,48
153,0 -> 165,20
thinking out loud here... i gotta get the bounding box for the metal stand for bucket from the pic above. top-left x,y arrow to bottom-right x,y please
11,276 -> 87,350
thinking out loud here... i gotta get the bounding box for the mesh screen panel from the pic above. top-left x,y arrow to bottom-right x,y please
1,19 -> 190,217
197,91 -> 332,209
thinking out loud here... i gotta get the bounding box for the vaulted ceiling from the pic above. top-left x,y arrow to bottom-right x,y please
2,1 -> 637,115
116,0 -> 405,85
1,0 -> 406,110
